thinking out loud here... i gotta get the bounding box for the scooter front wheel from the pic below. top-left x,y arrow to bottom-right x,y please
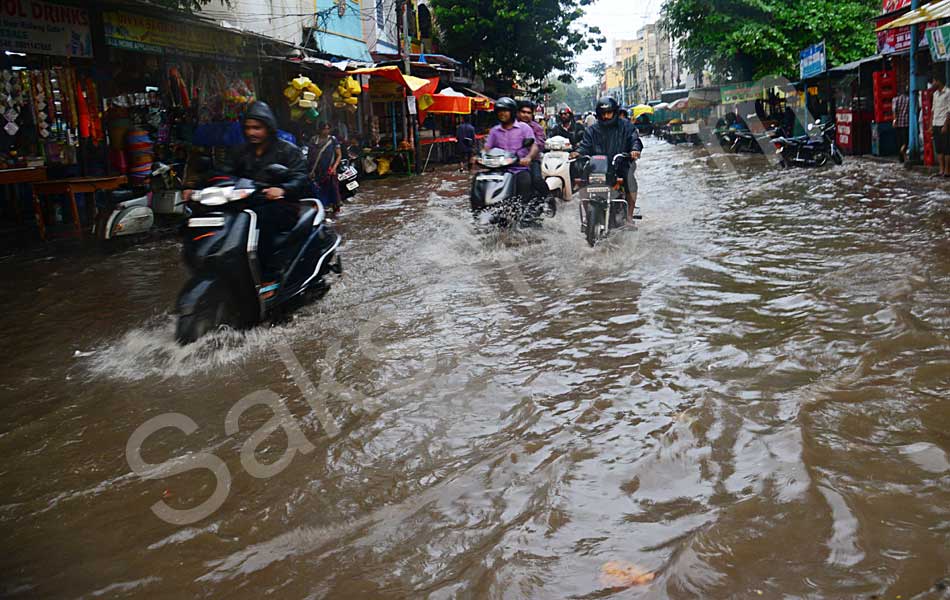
175,284 -> 238,345
546,197 -> 558,217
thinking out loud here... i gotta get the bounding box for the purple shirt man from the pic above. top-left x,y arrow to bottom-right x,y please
526,119 -> 546,152
485,120 -> 535,172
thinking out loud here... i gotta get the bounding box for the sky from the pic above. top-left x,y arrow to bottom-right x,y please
573,0 -> 664,86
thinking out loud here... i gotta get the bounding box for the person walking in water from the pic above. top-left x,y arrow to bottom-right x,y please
308,122 -> 342,215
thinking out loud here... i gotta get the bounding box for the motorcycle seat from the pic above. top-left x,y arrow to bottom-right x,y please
110,190 -> 138,203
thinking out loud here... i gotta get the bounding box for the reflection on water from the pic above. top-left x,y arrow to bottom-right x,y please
1,142 -> 949,598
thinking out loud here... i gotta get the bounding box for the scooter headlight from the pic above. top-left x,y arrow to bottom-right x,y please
199,188 -> 229,206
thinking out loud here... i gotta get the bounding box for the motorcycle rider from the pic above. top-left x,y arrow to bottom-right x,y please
187,101 -> 308,276
484,96 -> 539,200
572,96 -> 643,222
551,106 -> 585,147
516,99 -> 550,198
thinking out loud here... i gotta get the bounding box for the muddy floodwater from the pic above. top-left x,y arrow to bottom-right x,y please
1,141 -> 949,598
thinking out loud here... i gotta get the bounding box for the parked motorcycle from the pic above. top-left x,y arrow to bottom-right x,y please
337,145 -> 361,202
772,120 -> 843,168
729,129 -> 765,154
175,164 -> 342,345
337,157 -> 359,201
579,154 -> 637,247
541,135 -> 575,201
469,148 -> 555,228
94,162 -> 186,243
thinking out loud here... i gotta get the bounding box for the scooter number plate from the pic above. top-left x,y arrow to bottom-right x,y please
587,186 -> 609,194
188,216 -> 225,227
346,180 -> 359,191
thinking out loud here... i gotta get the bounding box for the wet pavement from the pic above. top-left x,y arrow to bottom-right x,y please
1,140 -> 950,598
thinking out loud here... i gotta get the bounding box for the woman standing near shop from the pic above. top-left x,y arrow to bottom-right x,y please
308,122 -> 342,215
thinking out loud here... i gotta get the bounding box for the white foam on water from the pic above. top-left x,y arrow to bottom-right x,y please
82,313 -> 296,381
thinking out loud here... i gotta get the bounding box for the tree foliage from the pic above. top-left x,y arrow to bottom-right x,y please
429,0 -> 606,92
661,0 -> 879,82
547,79 -> 598,112
587,60 -> 607,83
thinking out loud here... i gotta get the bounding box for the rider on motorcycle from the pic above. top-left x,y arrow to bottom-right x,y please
187,101 -> 309,276
516,99 -> 551,198
573,96 -> 642,221
484,96 -> 539,200
551,106 -> 585,147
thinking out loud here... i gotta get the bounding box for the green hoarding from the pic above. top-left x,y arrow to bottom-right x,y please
927,24 -> 950,62
720,82 -> 763,104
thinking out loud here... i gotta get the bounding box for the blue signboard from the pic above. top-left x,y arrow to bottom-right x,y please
800,42 -> 827,80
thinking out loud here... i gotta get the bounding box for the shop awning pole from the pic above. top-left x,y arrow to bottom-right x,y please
909,0 -> 921,159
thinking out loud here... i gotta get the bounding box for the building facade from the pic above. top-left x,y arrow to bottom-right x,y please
363,0 -> 401,59
199,0 -> 374,62
637,24 -> 673,104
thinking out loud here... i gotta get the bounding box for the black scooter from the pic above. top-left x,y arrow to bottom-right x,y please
175,165 -> 342,344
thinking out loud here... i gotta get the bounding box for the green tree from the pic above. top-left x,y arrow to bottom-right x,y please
429,0 -> 606,92
587,60 -> 607,84
661,0 -> 879,81
548,79 -> 597,112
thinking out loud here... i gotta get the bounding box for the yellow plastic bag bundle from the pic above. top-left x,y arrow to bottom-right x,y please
305,82 -> 322,98
376,156 -> 391,176
292,75 -> 311,90
283,86 -> 300,102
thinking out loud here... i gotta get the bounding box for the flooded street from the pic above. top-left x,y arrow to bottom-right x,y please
2,140 -> 950,598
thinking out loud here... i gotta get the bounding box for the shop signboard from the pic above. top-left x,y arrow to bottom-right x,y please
103,11 -> 242,58
0,0 -> 92,58
877,16 -> 936,54
720,82 -> 762,104
927,24 -> 950,62
882,0 -> 912,12
800,42 -> 827,80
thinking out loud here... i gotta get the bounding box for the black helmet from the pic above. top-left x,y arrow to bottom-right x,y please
517,99 -> 536,112
595,96 -> 620,125
495,97 -> 517,117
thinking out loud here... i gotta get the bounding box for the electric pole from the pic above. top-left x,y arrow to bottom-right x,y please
400,0 -> 411,75
908,0 -> 920,161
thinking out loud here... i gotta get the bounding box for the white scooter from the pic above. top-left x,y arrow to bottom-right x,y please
541,135 -> 575,201
94,162 -> 185,242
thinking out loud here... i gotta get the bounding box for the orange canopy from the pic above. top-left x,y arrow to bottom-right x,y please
346,66 -> 437,94
426,95 -> 472,115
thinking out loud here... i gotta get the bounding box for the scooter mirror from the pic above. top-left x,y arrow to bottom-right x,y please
263,163 -> 290,184
807,123 -> 815,131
